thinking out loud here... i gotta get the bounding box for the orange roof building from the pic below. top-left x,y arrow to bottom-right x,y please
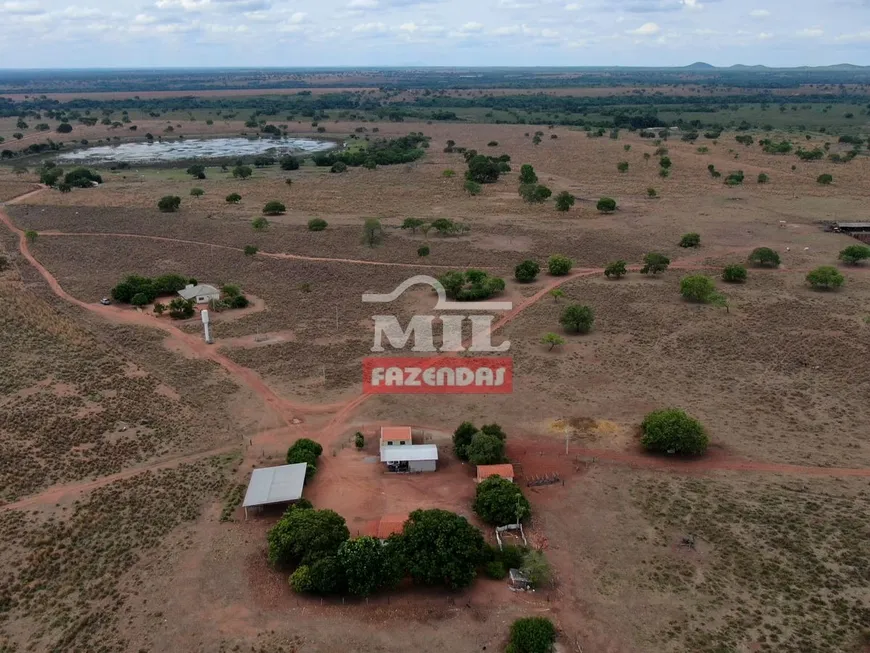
476,464 -> 515,483
380,426 -> 412,447
372,514 -> 408,540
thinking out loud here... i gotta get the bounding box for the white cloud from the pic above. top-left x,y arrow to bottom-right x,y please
564,2 -> 580,9
2,1 -> 44,15
352,21 -> 387,32
796,28 -> 823,37
628,22 -> 660,35
348,0 -> 378,6
459,21 -> 484,32
682,0 -> 703,10
834,31 -> 870,42
750,9 -> 770,17
154,0 -> 210,11
398,21 -> 418,31
498,0 -> 538,7
757,31 -> 773,39
134,13 -> 158,23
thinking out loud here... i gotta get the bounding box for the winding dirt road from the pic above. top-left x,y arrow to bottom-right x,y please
4,186 -> 870,512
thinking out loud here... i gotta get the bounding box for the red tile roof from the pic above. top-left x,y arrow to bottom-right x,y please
380,426 -> 412,444
476,464 -> 515,481
375,514 -> 408,539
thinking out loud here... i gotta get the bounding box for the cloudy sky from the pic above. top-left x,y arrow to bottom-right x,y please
2,0 -> 869,68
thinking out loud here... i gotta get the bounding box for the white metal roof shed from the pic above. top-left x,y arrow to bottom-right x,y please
242,463 -> 307,518
380,444 -> 438,463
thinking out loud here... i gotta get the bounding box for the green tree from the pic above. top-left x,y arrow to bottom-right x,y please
157,195 -> 181,213
520,550 -> 553,589
399,509 -> 485,589
839,244 -> 870,265
604,260 -> 627,279
232,164 -> 253,179
362,218 -> 383,248
817,173 -> 833,185
466,432 -> 506,466
337,536 -> 403,596
401,217 -> 425,233
554,191 -> 575,212
252,216 -> 269,231
308,218 -> 328,231
519,164 -> 538,184
280,155 -> 300,171
465,155 -> 501,183
453,421 -> 478,460
331,161 -> 348,173
153,302 -> 166,316
263,201 -> 286,215
515,259 -> 541,283
641,408 -> 708,455
617,161 -> 629,173
40,167 -> 63,186
541,333 -> 565,351
722,264 -> 747,283
186,163 -> 206,179
757,173 -> 769,184
222,284 -> 242,298
268,507 -> 349,568
354,432 -> 365,448
659,156 -> 672,169
806,266 -> 845,289
560,304 -> 594,334
547,255 -> 573,276
508,617 -> 557,653
647,187 -> 658,198
306,556 -> 346,594
748,247 -> 780,267
596,197 -> 617,213
679,232 -> 701,248
464,179 -> 482,195
225,192 -> 241,203
417,245 -> 430,257
190,188 -> 204,198
473,476 -> 530,525
640,253 -> 670,275
131,293 -> 149,307
58,183 -> 72,193
680,274 -> 717,302
168,297 -> 195,319
244,245 -> 258,256
549,289 -> 564,302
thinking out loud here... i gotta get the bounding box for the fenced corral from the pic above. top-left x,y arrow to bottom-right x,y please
526,472 -> 561,487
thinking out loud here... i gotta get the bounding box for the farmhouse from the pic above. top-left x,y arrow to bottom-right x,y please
380,443 -> 438,473
241,462 -> 307,519
476,464 -> 515,483
380,426 -> 412,446
178,283 -> 220,304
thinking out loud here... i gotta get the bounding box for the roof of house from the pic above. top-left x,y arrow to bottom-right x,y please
375,514 -> 408,539
242,463 -> 307,508
380,444 -> 438,462
476,464 -> 515,481
836,222 -> 870,229
380,426 -> 412,443
178,283 -> 220,300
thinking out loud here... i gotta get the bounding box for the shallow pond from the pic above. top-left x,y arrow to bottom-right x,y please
55,137 -> 336,165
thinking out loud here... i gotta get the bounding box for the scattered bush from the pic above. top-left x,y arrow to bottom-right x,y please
308,218 -> 328,231
722,264 -> 747,283
157,195 -> 182,212
330,161 -> 348,174
232,164 -> 253,179
243,245 -> 258,256
354,432 -> 365,448
508,617 -> 557,653
748,247 -> 780,267
554,191 -> 575,212
617,161 -> 629,173
757,173 -> 769,184
519,184 -> 552,203
401,217 -> 425,233
225,192 -> 242,203
168,297 -> 195,319
64,167 -> 102,188
465,155 -> 501,184
680,274 -> 717,302
417,245 -> 430,257
839,244 -> 870,265
541,332 -> 565,351
817,173 -> 833,185
190,188 -> 204,197
641,408 -> 708,455
647,187 -> 657,198
806,266 -> 845,290
519,164 -> 538,184
442,169 -> 456,178
515,260 -> 541,283
263,201 -> 286,215
280,155 -> 300,170
464,179 -> 482,195
640,253 -> 670,275
679,232 -> 701,248
604,260 -> 627,279
560,304 -> 594,334
597,197 -> 617,213
252,216 -> 269,231
547,255 -> 573,276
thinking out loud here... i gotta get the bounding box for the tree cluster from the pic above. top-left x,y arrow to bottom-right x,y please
641,408 -> 708,455
438,269 -> 505,301
473,475 -> 530,526
111,273 -> 190,305
312,133 -> 430,168
286,438 -> 324,480
453,421 -> 508,465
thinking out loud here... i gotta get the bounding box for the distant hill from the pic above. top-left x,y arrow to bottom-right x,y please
684,62 -> 716,69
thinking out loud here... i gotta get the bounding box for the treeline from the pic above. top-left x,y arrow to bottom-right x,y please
311,133 -> 429,167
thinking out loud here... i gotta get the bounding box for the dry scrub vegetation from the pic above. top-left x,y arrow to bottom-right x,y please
0,456 -> 234,652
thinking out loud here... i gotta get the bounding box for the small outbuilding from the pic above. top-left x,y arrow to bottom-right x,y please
476,464 -> 515,483
380,426 -> 412,447
241,462 -> 307,519
178,283 -> 220,304
380,444 -> 438,473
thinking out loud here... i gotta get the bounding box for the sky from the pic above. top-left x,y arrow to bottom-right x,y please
2,0 -> 870,69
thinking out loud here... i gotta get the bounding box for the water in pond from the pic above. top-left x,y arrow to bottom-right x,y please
55,137 -> 336,165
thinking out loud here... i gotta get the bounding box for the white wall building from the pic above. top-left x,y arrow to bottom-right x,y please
380,444 -> 438,473
178,283 -> 220,304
